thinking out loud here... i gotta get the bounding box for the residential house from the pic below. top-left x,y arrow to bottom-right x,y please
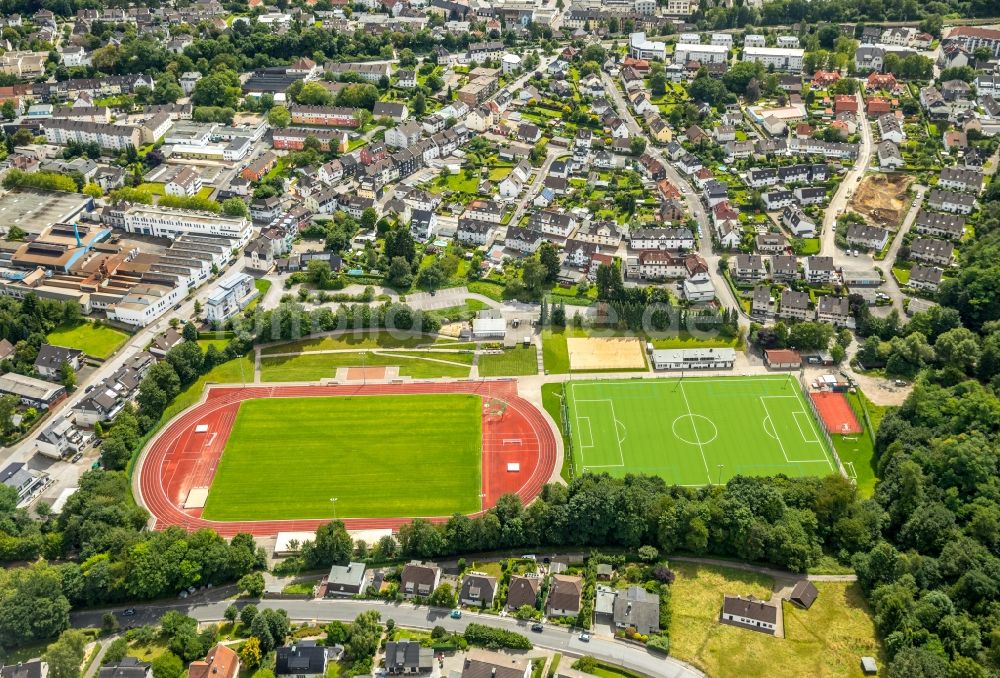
400,562 -> 441,599
908,264 -> 943,291
756,233 -> 787,254
914,210 -> 964,240
460,573 -> 497,608
612,587 -> 660,635
846,223 -> 890,251
928,188 -> 975,214
938,167 -> 982,193
779,288 -> 811,321
34,344 -> 83,380
877,140 -> 904,169
188,645 -> 239,678
506,574 -> 541,611
910,238 -> 954,265
804,256 -> 836,284
372,102 -> 409,122
383,641 -> 433,675
816,295 -> 851,326
275,644 -> 327,678
629,227 -> 694,250
751,285 -> 774,317
782,205 -> 816,237
99,659 -> 150,678
546,575 -> 583,618
323,562 -> 367,597
771,255 -> 800,282
731,254 -> 766,283
795,186 -> 827,205
721,595 -> 778,634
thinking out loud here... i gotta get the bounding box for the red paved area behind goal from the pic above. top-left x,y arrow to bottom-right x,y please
810,391 -> 862,435
137,381 -> 556,537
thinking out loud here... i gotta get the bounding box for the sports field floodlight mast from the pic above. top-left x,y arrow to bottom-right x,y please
330,497 -> 338,520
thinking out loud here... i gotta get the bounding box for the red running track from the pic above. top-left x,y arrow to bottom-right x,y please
136,381 -> 557,537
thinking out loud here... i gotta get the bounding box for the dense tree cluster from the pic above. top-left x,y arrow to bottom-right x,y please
396,478 -> 863,574
854,378 -> 1000,675
0,468 -> 265,650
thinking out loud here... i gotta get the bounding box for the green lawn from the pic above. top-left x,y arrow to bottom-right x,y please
201,394 -> 482,519
47,321 -> 129,359
197,338 -> 231,352
261,331 -> 436,355
670,562 -> 880,678
477,346 -> 538,377
567,376 -> 837,485
255,278 -> 272,296
260,350 -> 473,381
831,391 -> 887,499
541,383 -> 573,480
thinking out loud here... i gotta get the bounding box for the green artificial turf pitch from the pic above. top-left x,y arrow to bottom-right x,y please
566,376 -> 836,486
201,394 -> 482,520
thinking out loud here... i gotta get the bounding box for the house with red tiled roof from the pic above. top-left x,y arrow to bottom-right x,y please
833,95 -> 857,114
866,97 -> 891,116
811,70 -> 841,88
188,646 -> 239,678
866,72 -> 899,93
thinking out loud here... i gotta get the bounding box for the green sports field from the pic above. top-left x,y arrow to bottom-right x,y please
201,394 -> 482,520
566,376 -> 837,486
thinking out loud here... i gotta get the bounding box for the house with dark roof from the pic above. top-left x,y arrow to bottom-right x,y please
789,580 -> 818,609
383,640 -> 433,674
98,659 -> 150,678
275,643 -> 327,677
721,595 -> 778,634
779,288 -> 811,321
400,561 -> 440,599
460,573 -> 497,608
505,574 -> 541,610
908,264 -> 943,291
816,295 -> 851,326
914,210 -> 964,240
459,651 -> 531,678
0,661 -> 48,678
34,344 -> 83,380
612,586 -> 660,635
770,255 -> 799,282
751,286 -> 773,317
846,223 -> 890,251
910,238 -> 954,266
546,574 -> 583,617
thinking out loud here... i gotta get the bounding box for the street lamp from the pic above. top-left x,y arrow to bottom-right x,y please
236,355 -> 245,388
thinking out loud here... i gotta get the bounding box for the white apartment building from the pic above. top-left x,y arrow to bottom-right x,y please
742,46 -> 804,72
629,32 -> 667,60
103,204 -> 253,246
109,282 -> 188,327
673,43 -> 729,64
205,273 -> 258,323
43,119 -> 141,150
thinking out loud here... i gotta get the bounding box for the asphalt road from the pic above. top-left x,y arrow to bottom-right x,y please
72,598 -> 705,678
10,260 -> 250,507
599,70 -> 746,323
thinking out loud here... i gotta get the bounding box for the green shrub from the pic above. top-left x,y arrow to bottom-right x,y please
463,623 -> 532,650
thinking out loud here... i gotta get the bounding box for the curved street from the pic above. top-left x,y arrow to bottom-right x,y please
71,597 -> 706,678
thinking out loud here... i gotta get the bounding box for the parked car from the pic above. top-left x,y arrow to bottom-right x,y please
579,632 -> 591,642
122,608 -> 135,616
449,610 -> 462,619
531,623 -> 544,633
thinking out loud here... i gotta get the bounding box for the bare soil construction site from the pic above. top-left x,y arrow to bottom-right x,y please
848,173 -> 914,228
